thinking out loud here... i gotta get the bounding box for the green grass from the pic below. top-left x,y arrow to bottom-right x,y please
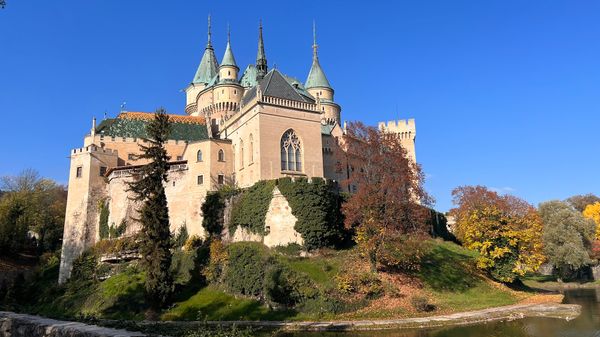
281,253 -> 342,288
419,240 -> 517,312
161,285 -> 294,321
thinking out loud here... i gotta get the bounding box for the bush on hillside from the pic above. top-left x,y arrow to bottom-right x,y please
222,243 -> 268,297
379,235 -> 431,272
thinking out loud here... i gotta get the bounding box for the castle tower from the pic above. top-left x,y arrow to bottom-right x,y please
305,23 -> 341,126
256,21 -> 268,79
211,26 -> 243,134
219,26 -> 239,81
185,16 -> 219,114
378,119 -> 417,163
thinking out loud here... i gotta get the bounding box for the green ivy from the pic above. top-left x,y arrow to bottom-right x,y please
109,220 -> 127,239
98,200 -> 110,240
276,177 -> 344,250
229,180 -> 276,235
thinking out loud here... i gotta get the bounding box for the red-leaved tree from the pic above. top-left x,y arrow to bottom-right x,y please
340,122 -> 432,272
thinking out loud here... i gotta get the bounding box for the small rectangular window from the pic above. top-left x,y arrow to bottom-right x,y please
128,154 -> 135,160
99,166 -> 107,176
217,174 -> 224,185
197,175 -> 204,185
76,166 -> 83,178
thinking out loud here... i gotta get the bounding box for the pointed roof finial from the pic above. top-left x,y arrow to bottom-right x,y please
305,21 -> 332,90
256,19 -> 268,79
207,14 -> 212,47
192,14 -> 219,84
221,24 -> 238,69
312,20 -> 318,60
227,23 -> 231,43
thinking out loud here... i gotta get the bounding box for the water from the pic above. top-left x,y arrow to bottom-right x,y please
278,289 -> 600,337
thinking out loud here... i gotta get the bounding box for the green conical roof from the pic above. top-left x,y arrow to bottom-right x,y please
220,40 -> 237,68
305,24 -> 331,89
192,16 -> 219,84
305,57 -> 331,89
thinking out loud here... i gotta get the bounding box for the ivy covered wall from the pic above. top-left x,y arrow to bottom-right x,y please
203,178 -> 345,250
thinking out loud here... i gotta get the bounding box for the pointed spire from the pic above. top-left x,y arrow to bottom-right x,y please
256,20 -> 268,79
220,24 -> 237,68
305,22 -> 332,90
192,15 -> 219,84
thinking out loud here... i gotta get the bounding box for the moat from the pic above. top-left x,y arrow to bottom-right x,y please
278,288 -> 600,337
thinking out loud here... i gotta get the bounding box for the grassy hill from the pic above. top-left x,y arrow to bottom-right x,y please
3,239 -> 536,323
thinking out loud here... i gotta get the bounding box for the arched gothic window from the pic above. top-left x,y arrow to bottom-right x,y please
196,150 -> 203,162
218,149 -> 225,162
249,134 -> 254,164
240,140 -> 244,168
280,129 -> 302,172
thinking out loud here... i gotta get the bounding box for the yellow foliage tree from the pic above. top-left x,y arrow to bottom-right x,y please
451,186 -> 545,283
583,202 -> 600,239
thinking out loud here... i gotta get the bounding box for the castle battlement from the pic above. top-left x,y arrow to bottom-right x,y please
71,145 -> 118,155
378,119 -> 416,132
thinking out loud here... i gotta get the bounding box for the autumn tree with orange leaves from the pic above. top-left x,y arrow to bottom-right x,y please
450,186 -> 544,283
341,122 -> 432,272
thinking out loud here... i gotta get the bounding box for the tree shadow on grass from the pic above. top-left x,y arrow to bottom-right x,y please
418,244 -> 480,292
102,281 -> 147,320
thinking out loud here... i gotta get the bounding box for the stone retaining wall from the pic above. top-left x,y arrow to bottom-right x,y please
0,312 -> 145,337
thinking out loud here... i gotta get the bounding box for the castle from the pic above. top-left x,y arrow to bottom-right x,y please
58,18 -> 417,283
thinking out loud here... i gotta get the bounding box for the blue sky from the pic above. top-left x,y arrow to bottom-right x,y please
1,1 -> 598,211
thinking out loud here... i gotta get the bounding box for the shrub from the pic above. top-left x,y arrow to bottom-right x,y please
171,249 -> 197,285
204,240 -> 229,284
263,260 -> 318,307
276,177 -> 345,250
71,251 -> 98,282
222,243 -> 268,297
411,295 -> 435,312
202,192 -> 227,237
379,235 -> 431,272
183,235 -> 204,252
334,270 -> 382,299
273,243 -> 304,257
173,225 -> 189,248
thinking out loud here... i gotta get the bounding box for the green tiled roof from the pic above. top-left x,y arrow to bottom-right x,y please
96,113 -> 208,142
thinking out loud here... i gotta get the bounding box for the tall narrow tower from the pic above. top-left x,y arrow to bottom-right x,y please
256,20 -> 268,79
305,22 -> 341,125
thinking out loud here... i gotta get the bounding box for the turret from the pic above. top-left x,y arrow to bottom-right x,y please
256,20 -> 268,80
185,15 -> 219,115
305,23 -> 341,125
219,26 -> 239,82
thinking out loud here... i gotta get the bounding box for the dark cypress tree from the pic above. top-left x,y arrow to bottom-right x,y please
127,108 -> 174,314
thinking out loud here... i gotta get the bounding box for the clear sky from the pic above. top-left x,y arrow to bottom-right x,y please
1,1 -> 598,211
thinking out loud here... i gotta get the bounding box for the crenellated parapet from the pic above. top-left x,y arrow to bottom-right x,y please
378,118 -> 417,162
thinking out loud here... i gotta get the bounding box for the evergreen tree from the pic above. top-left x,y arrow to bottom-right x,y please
127,108 -> 174,313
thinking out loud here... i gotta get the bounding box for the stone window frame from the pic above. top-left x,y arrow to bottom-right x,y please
197,175 -> 203,185
218,149 -> 225,162
99,166 -> 107,177
196,150 -> 203,162
76,166 -> 83,178
217,174 -> 224,185
280,129 -> 302,172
